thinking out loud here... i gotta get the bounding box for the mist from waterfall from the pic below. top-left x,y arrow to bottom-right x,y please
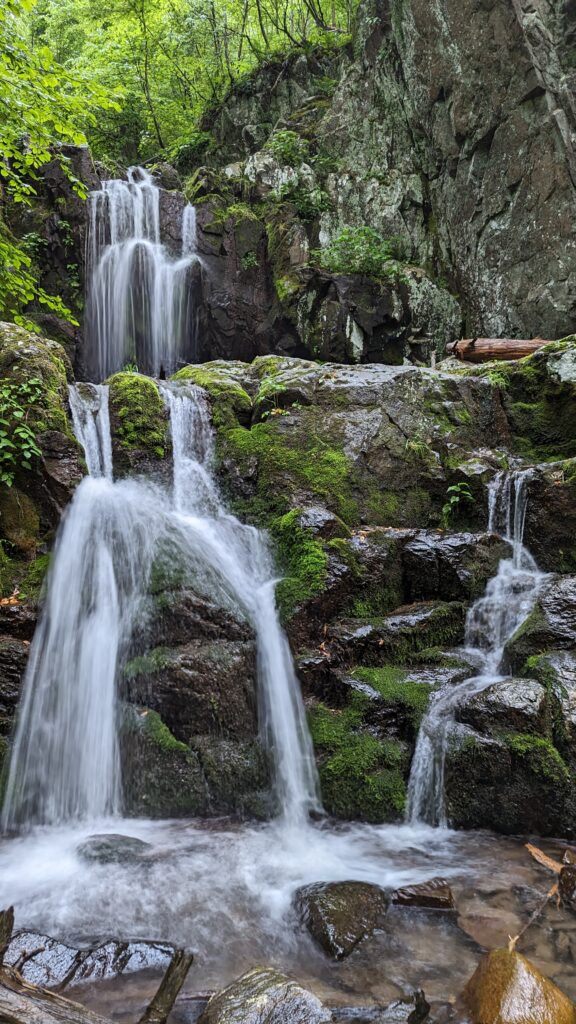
406,470 -> 543,827
85,166 -> 199,380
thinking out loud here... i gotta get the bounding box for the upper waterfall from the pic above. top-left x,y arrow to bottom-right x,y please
85,167 -> 199,381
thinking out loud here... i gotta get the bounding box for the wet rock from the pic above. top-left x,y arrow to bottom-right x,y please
332,991 -> 430,1022
190,735 -> 272,818
294,881 -> 389,960
0,636 -> 29,734
455,679 -> 548,736
505,576 -> 576,671
4,930 -> 173,989
391,878 -> 455,912
560,865 -> 576,911
77,833 -> 153,864
327,602 -> 466,669
402,532 -> 509,603
198,965 -> 332,1023
125,637 -> 258,743
445,726 -> 575,837
461,947 -> 576,1024
523,651 -> 576,747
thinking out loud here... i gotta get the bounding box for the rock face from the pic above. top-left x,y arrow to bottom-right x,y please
294,881 -> 389,960
461,948 -> 576,1024
198,966 -> 332,1024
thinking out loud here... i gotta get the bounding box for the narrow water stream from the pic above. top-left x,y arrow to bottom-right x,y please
406,470 -> 543,825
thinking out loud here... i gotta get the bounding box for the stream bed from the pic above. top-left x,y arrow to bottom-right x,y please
1,818 -> 574,1020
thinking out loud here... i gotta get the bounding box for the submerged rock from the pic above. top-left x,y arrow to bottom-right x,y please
332,992 -> 429,1022
4,930 -> 173,989
76,833 -> 153,864
198,966 -> 332,1023
294,880 -> 388,960
461,947 -> 576,1024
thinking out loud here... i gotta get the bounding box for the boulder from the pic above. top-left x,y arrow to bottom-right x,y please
327,602 -> 466,668
76,833 -> 153,864
198,966 -> 332,1023
461,948 -> 576,1024
402,532 -> 510,603
505,576 -> 576,671
455,679 -> 548,736
294,881 -> 388,960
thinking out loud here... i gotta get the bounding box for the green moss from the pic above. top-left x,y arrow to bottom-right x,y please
271,509 -> 328,619
352,666 -> 430,728
505,733 -> 570,784
138,708 -> 189,753
107,372 -> 167,457
308,702 -> 407,822
366,488 -> 432,527
124,646 -> 175,680
19,553 -> 50,600
0,324 -> 73,436
172,364 -> 252,430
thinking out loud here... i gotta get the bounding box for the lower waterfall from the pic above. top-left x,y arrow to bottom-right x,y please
406,470 -> 543,826
2,382 -> 320,829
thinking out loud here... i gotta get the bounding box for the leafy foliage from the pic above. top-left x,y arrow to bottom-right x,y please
0,376 -> 43,486
265,129 -> 310,166
31,0 -> 356,162
311,226 -> 406,279
0,0 -> 117,326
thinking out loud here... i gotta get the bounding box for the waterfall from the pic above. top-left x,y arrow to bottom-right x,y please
1,388 -> 167,828
2,378 -> 320,829
162,385 -> 321,826
85,167 -> 198,380
406,470 -> 543,827
68,383 -> 113,479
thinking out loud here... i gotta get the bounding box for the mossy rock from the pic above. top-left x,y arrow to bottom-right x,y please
308,698 -> 408,822
0,321 -> 73,436
0,487 -> 40,555
171,363 -> 253,430
120,705 -> 208,817
351,665 -> 430,733
107,372 -> 169,466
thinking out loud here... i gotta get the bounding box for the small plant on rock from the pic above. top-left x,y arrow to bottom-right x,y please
441,482 -> 475,529
0,377 -> 43,487
265,130 -> 310,167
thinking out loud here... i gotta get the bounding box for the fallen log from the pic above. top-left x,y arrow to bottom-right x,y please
0,906 -> 194,1024
446,338 -> 551,362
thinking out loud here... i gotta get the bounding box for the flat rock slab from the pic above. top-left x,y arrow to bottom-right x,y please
294,881 -> 389,960
391,878 -> 455,912
462,947 -> 576,1023
198,966 -> 332,1023
76,833 -> 153,864
331,990 -> 430,1022
4,931 -> 174,989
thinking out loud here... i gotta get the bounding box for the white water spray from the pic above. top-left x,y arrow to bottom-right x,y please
85,167 -> 199,380
406,470 -> 543,826
68,383 -> 113,479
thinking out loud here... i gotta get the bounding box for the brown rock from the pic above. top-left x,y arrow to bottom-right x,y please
392,877 -> 455,911
462,948 -> 576,1024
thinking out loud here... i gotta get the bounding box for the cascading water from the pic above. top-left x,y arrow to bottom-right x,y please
1,387 -> 168,828
85,166 -> 199,380
406,470 -> 543,826
162,385 -> 321,825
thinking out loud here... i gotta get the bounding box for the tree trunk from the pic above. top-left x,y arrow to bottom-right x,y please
446,338 -> 550,362
138,949 -> 194,1024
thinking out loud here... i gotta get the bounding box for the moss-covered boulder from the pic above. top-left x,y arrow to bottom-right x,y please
120,705 -> 209,817
294,880 -> 389,960
462,948 -> 576,1024
106,371 -> 170,476
445,728 -> 575,836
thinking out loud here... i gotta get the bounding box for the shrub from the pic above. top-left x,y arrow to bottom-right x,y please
0,376 -> 43,486
264,129 -> 310,167
310,226 -> 406,279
